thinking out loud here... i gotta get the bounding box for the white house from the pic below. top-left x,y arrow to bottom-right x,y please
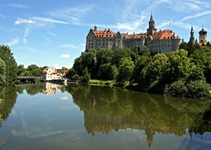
42,67 -> 62,81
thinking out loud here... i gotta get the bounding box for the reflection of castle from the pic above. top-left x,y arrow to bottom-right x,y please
84,112 -> 170,148
42,82 -> 62,95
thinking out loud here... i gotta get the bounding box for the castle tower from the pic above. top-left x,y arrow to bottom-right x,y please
199,27 -> 207,43
189,26 -> 194,43
147,14 -> 157,36
94,25 -> 97,31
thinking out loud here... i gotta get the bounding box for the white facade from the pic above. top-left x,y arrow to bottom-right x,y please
42,67 -> 62,81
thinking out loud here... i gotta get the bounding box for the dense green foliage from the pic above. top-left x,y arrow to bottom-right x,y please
0,45 -> 17,85
72,44 -> 211,98
17,64 -> 45,76
0,58 -> 6,85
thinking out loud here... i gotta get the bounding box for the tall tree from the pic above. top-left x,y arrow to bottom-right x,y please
0,45 -> 17,85
117,57 -> 135,82
140,53 -> 168,91
0,58 -> 6,85
164,49 -> 195,84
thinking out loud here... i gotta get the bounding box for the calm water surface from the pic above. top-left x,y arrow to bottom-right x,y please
0,83 -> 211,150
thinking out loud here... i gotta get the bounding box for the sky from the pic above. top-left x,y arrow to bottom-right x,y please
0,0 -> 211,69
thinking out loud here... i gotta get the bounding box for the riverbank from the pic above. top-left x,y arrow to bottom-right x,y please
89,79 -> 114,86
88,79 -> 211,98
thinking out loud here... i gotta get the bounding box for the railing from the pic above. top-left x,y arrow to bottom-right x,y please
17,76 -> 42,79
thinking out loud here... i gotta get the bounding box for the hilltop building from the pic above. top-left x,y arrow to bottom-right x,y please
86,14 -> 181,54
199,27 -> 211,47
189,26 -> 211,47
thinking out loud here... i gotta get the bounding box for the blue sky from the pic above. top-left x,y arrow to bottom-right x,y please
0,0 -> 211,68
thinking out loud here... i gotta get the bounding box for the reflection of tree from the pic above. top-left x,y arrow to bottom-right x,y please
26,84 -> 43,95
164,96 -> 211,135
66,85 -> 211,145
15,84 -> 43,95
189,107 -> 211,135
0,86 -> 18,127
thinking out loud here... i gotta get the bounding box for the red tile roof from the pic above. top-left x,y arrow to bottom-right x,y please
152,30 -> 180,40
94,29 -> 115,38
63,69 -> 68,73
199,41 -> 211,46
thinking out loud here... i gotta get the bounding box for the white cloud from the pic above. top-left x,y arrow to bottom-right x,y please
15,18 -> 36,25
47,30 -> 56,37
157,20 -> 173,29
59,43 -> 85,52
23,27 -> 30,44
60,54 -> 70,58
32,17 -> 69,24
169,0 -> 210,12
59,44 -> 77,49
0,15 -> 5,18
48,5 -> 95,24
54,64 -> 70,69
7,38 -> 20,46
7,4 -> 30,9
180,10 -> 211,21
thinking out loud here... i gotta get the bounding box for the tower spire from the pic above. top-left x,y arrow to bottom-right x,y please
190,26 -> 194,43
147,13 -> 157,36
150,12 -> 153,21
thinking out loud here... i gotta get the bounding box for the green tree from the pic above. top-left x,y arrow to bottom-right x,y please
80,67 -> 90,82
98,63 -> 118,80
164,49 -> 195,84
133,55 -> 151,82
117,57 -> 135,82
0,45 -> 17,85
96,48 -> 113,67
80,50 -> 97,78
140,53 -> 168,91
27,64 -> 42,76
187,41 -> 194,55
17,64 -> 25,76
140,46 -> 150,56
73,57 -> 83,76
66,68 -> 76,79
112,48 -> 130,67
0,58 -> 6,85
179,41 -> 187,50
190,48 -> 211,83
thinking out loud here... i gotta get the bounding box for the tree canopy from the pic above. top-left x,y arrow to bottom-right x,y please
71,43 -> 211,98
0,45 -> 17,85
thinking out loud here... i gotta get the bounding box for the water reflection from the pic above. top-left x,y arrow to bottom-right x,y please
0,86 -> 18,127
42,82 -> 64,95
66,85 -> 211,147
0,84 -> 211,149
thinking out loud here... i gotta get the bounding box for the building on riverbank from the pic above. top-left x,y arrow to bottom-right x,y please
42,67 -> 63,81
86,14 -> 181,54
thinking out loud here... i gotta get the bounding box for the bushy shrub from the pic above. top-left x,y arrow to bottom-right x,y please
72,74 -> 80,81
186,80 -> 211,98
164,79 -> 188,97
165,79 -> 211,98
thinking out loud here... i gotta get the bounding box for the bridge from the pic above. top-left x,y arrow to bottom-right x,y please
16,76 -> 42,83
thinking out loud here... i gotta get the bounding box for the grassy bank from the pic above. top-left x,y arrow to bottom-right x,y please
89,79 -> 114,86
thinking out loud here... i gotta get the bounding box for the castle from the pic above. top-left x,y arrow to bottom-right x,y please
86,14 -> 181,53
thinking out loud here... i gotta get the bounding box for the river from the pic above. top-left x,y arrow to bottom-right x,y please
0,83 -> 211,150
